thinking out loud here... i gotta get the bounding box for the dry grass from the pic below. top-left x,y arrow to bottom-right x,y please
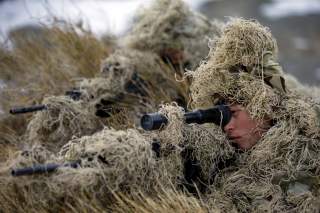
112,187 -> 213,213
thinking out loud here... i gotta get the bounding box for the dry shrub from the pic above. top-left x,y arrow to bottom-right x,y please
124,0 -> 222,69
25,96 -> 103,152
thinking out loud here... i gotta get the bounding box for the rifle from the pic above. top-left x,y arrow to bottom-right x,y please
140,105 -> 231,131
9,90 -> 82,115
11,161 -> 80,176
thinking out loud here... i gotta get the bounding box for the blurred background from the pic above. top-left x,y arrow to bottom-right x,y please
0,0 -> 320,86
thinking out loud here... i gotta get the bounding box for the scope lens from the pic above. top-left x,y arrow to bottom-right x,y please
141,115 -> 153,130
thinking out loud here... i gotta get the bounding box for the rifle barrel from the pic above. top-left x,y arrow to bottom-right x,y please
11,162 -> 80,176
9,105 -> 47,114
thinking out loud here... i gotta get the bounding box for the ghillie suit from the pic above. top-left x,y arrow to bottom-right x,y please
147,103 -> 235,195
284,73 -> 320,103
123,0 -> 222,70
24,95 -> 103,153
94,48 -> 189,128
0,128 -> 185,212
188,18 -> 320,212
58,127 -> 182,192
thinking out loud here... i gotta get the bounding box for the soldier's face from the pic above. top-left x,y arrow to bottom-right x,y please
223,104 -> 270,150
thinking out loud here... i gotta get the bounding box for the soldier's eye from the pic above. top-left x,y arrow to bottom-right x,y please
231,110 -> 239,117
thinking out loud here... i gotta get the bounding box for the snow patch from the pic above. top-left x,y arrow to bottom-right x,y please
261,0 -> 320,20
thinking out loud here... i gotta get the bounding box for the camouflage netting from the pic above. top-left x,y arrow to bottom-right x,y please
25,96 -> 103,152
123,0 -> 222,69
188,18 -> 320,212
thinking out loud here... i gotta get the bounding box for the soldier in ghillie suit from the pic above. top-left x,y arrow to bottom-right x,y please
185,18 -> 320,212
16,0 -> 220,156
92,0 -> 223,125
95,48 -> 189,122
123,0 -> 222,70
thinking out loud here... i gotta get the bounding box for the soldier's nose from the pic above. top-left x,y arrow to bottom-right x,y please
223,118 -> 234,133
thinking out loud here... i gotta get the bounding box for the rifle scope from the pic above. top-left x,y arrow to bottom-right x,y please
141,105 -> 231,131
